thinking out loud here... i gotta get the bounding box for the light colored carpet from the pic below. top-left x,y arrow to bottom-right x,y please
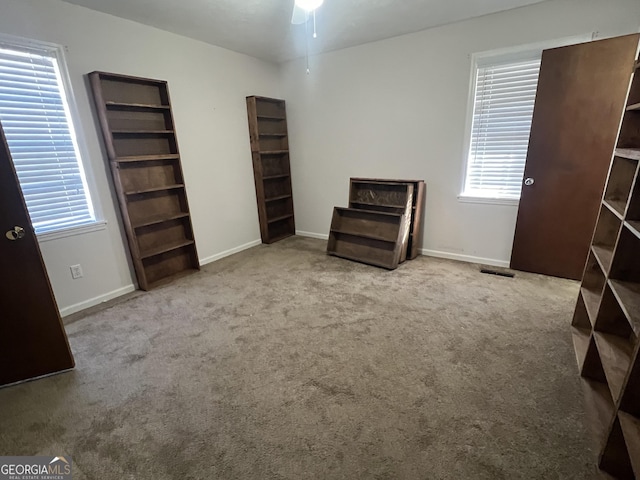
0,236 -> 607,479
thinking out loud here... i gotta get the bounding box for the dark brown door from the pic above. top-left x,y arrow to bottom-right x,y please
0,123 -> 74,387
511,34 -> 640,280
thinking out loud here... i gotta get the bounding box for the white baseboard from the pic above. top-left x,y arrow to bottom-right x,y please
297,230 -> 509,268
59,240 -> 261,317
199,239 -> 262,266
420,249 -> 510,268
296,230 -> 329,240
60,284 -> 136,317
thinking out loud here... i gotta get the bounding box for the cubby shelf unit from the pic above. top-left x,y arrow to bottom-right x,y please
571,55 -> 640,479
89,71 -> 199,291
246,96 -> 295,244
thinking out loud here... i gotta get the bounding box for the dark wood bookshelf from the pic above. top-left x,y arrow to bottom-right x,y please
246,96 -> 295,244
327,207 -> 406,269
88,71 -> 199,291
349,178 -> 426,260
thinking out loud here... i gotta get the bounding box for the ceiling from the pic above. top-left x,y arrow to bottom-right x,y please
60,0 -> 549,63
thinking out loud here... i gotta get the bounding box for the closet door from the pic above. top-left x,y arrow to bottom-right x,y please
511,34 -> 640,280
0,123 -> 74,387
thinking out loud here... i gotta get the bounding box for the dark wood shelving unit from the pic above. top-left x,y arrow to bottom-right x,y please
325,178 -> 425,269
327,208 -> 406,269
348,180 -> 413,262
246,96 -> 295,244
349,178 -> 426,260
89,71 -> 199,291
571,51 -> 640,479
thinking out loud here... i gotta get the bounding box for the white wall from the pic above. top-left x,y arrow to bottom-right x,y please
0,0 -> 281,314
280,0 -> 640,266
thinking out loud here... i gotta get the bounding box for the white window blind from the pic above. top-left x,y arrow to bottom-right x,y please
0,43 -> 95,234
463,57 -> 541,200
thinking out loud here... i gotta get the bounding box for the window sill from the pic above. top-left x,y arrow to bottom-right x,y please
37,220 -> 107,243
458,195 -> 520,206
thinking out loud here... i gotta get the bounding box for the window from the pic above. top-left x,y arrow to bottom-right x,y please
0,40 -> 96,234
461,51 -> 541,201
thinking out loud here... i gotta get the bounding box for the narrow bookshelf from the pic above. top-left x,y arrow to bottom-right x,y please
88,71 -> 199,291
246,96 -> 295,243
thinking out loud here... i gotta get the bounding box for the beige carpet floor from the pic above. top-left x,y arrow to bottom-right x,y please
0,236 -> 608,479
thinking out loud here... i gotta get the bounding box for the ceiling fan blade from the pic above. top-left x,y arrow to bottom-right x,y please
291,4 -> 308,24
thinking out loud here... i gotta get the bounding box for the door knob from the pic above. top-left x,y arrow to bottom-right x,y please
5,226 -> 25,241
524,178 -> 535,186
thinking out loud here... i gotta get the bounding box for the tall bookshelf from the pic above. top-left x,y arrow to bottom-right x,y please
89,72 -> 199,291
246,96 -> 295,244
571,56 -> 640,479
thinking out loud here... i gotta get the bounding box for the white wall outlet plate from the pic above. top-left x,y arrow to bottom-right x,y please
70,264 -> 83,279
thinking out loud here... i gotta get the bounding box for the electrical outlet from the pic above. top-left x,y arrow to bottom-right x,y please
70,264 -> 83,279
